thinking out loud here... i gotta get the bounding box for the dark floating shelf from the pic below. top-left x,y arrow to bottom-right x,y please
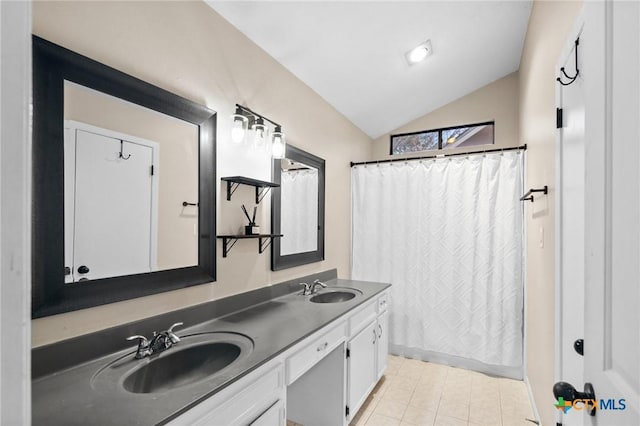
217,234 -> 283,257
221,176 -> 280,204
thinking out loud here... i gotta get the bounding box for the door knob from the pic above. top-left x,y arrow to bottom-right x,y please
574,339 -> 584,356
553,381 -> 597,416
64,266 -> 71,276
77,265 -> 90,274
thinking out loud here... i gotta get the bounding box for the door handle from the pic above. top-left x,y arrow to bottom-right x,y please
78,265 -> 90,274
64,266 -> 71,276
573,339 -> 584,356
553,381 -> 596,416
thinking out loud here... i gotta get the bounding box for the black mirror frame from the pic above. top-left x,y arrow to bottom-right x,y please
271,144 -> 325,271
32,36 -> 217,318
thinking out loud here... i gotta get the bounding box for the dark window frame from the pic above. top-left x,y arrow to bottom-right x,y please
389,120 -> 495,155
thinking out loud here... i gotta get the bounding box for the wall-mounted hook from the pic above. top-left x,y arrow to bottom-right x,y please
119,140 -> 131,160
520,185 -> 548,203
557,38 -> 580,86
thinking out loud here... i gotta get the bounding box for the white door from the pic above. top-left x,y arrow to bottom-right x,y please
556,22 -> 586,426
347,321 -> 377,419
376,310 -> 389,380
581,2 -> 639,424
72,129 -> 155,281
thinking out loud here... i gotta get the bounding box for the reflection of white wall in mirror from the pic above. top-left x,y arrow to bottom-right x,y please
280,168 -> 318,255
64,81 -> 199,271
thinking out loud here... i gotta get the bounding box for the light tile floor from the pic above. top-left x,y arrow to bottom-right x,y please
349,355 -> 536,426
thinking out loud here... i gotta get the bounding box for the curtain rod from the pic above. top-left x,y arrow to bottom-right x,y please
350,144 -> 527,167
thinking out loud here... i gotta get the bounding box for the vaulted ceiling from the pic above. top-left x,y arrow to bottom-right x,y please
207,1 -> 532,139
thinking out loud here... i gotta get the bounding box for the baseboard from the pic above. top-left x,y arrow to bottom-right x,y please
524,376 -> 542,425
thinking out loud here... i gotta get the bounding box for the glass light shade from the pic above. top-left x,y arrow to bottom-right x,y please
271,128 -> 286,159
252,118 -> 268,150
231,113 -> 248,144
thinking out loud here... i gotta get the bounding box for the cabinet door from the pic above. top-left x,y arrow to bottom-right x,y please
376,310 -> 389,380
250,400 -> 285,426
347,321 -> 377,417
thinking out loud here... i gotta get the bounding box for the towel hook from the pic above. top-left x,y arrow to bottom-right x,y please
557,38 -> 580,86
119,140 -> 131,160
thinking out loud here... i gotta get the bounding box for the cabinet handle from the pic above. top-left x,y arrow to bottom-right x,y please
378,324 -> 382,338
317,342 -> 328,352
373,328 -> 377,344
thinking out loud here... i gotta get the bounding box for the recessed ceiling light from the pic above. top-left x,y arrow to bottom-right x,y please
406,40 -> 433,66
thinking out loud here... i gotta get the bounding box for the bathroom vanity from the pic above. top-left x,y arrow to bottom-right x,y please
32,271 -> 390,425
30,36 -> 389,426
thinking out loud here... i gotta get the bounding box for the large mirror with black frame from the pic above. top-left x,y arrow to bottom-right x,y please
32,36 -> 216,318
271,145 -> 325,270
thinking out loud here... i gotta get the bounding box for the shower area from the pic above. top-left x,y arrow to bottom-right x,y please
351,149 -> 525,379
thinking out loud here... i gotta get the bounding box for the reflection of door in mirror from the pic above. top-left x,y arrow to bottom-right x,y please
280,161 -> 318,255
64,123 -> 158,282
63,81 -> 199,283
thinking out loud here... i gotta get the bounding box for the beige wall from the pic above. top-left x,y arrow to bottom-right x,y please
371,72 -> 520,160
32,1 -> 373,347
64,82 -> 200,270
519,1 -> 582,425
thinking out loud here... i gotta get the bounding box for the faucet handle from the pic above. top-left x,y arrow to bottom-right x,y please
313,279 -> 327,287
166,322 -> 184,344
126,335 -> 149,346
299,282 -> 311,295
127,335 -> 152,359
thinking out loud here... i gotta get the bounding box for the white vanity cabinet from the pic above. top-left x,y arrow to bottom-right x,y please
347,320 -> 378,417
167,361 -> 286,426
166,289 -> 390,426
250,400 -> 286,426
376,292 -> 389,380
346,290 -> 390,419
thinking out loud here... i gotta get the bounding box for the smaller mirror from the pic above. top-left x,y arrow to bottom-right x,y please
271,145 -> 325,270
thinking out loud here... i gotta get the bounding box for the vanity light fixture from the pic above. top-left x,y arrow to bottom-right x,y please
232,104 -> 285,158
252,116 -> 268,150
231,106 -> 249,144
271,126 -> 286,159
405,40 -> 433,66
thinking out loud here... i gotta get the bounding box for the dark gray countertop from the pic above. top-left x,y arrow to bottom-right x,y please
32,278 -> 390,425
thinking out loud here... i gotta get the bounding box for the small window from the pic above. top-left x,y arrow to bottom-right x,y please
390,121 -> 494,155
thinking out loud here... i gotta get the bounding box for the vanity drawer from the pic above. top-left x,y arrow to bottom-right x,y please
286,322 -> 346,385
377,292 -> 389,314
348,299 -> 377,338
168,362 -> 284,426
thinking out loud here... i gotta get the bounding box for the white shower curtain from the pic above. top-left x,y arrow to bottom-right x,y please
351,151 -> 524,378
280,168 -> 318,255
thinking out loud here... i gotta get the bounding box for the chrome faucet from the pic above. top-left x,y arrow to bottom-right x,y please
299,282 -> 311,295
310,279 -> 327,294
126,322 -> 183,359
